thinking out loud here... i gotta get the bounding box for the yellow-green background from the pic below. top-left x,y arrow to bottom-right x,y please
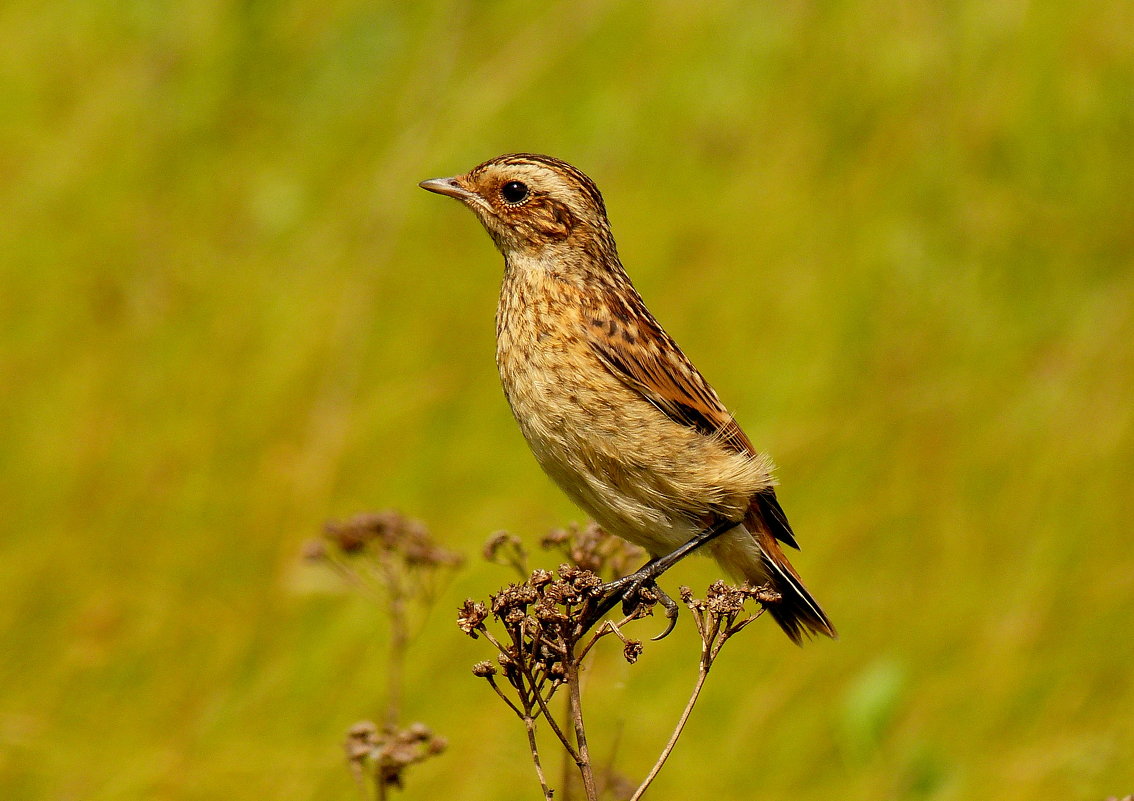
3,1 -> 1132,799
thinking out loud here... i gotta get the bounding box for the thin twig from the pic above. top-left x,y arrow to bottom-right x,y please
528,665 -> 580,760
524,716 -> 555,801
485,676 -> 526,719
566,658 -> 599,801
630,651 -> 713,801
561,693 -> 575,801
381,559 -> 408,728
576,611 -> 636,662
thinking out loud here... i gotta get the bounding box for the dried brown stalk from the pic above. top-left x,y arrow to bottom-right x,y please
462,525 -> 779,801
629,582 -> 777,801
309,510 -> 462,800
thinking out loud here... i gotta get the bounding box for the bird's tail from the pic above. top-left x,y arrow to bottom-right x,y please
743,502 -> 837,645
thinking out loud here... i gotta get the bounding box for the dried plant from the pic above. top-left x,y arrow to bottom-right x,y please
540,521 -> 647,582
460,525 -> 777,801
483,529 -> 530,577
345,721 -> 447,798
307,510 -> 462,800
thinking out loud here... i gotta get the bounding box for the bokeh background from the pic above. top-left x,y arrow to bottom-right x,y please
3,1 -> 1133,799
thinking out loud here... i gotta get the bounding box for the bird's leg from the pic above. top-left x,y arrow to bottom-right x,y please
583,519 -> 739,637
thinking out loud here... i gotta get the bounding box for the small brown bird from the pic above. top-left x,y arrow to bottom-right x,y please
420,154 -> 835,644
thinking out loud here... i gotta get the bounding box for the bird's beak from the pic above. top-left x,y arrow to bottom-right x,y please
418,176 -> 477,202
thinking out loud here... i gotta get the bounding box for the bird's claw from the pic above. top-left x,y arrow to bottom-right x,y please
648,584 -> 680,640
600,573 -> 681,641
652,601 -> 680,641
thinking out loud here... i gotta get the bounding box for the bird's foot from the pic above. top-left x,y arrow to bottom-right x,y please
646,583 -> 680,641
590,569 -> 680,640
579,519 -> 740,638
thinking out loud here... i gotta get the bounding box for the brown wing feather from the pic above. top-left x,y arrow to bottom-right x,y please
584,306 -> 802,550
584,310 -> 755,454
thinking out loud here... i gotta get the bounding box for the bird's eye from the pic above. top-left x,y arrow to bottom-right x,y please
500,180 -> 529,205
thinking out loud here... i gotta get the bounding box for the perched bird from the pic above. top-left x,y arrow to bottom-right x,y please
420,154 -> 835,644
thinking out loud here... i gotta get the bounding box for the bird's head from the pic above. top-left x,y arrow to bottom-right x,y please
419,153 -> 615,258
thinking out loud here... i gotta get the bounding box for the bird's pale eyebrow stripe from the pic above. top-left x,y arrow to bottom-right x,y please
484,153 -> 609,217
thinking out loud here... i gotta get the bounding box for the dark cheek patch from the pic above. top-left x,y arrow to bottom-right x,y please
528,199 -> 576,240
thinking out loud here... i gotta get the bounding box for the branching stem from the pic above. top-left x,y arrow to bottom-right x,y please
631,648 -> 714,801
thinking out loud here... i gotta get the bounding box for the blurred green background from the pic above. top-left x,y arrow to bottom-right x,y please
2,1 -> 1132,799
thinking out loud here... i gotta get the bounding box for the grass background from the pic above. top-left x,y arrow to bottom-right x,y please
2,1 -> 1133,799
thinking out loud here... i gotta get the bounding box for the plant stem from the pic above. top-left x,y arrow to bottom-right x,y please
524,715 -> 555,801
566,657 -> 599,801
561,694 -> 576,801
383,563 -> 408,729
630,656 -> 713,801
485,676 -> 525,719
528,669 -> 580,761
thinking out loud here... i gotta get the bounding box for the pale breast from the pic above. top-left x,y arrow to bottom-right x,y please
493,260 -> 770,554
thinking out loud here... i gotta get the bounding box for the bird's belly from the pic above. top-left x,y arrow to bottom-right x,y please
534,439 -> 699,556
497,343 -> 704,555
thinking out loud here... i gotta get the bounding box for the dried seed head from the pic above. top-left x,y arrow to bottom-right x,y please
482,530 -> 527,572
353,721 -> 447,791
323,510 -> 462,568
457,600 -> 489,636
622,639 -> 643,664
540,521 -> 646,579
490,582 -> 535,616
347,720 -> 379,742
483,530 -> 519,558
704,580 -> 746,617
472,660 -> 497,678
540,527 -> 571,548
540,580 -> 570,605
324,516 -> 374,553
749,583 -> 781,605
344,720 -> 380,763
569,569 -> 603,597
534,600 -> 570,625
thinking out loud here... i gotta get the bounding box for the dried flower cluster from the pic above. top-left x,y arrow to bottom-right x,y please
459,555 -> 657,801
484,521 -> 647,584
603,580 -> 777,801
482,530 -> 529,576
682,580 -> 780,664
309,510 -> 461,799
321,515 -> 784,801
345,720 -> 447,795
315,509 -> 463,569
459,563 -> 652,696
460,526 -> 780,801
540,520 -> 647,582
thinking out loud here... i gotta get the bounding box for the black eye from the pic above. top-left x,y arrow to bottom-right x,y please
500,180 -> 529,204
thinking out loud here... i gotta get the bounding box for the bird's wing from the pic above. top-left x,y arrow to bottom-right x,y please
585,313 -> 753,453
585,310 -> 799,549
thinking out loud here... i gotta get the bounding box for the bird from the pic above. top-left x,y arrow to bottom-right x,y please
419,153 -> 835,644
